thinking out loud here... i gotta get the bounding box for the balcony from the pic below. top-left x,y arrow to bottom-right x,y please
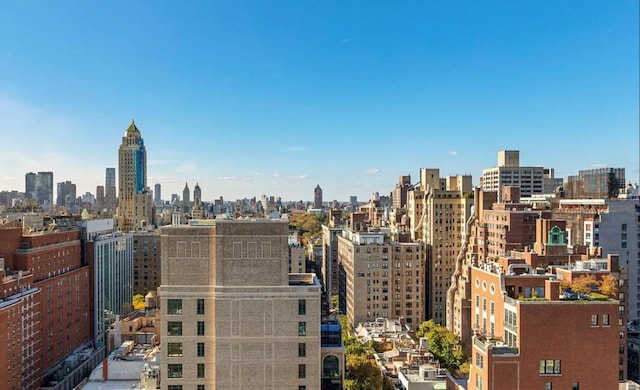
473,336 -> 518,355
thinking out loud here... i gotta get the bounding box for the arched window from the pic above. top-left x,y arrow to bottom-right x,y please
323,355 -> 340,378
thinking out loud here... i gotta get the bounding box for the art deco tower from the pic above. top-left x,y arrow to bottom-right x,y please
118,119 -> 153,232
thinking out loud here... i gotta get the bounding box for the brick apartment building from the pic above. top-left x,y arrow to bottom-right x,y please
0,219 -> 91,390
468,255 -> 624,389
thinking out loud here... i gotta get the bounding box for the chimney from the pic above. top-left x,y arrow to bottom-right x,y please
545,279 -> 560,301
607,254 -> 620,272
102,358 -> 108,381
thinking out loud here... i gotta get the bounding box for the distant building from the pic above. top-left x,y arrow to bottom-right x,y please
183,182 -> 190,213
106,167 -> 116,188
105,167 -> 117,212
96,185 -> 105,211
392,175 -> 412,209
25,171 -> 37,199
56,180 -> 77,209
481,150 -> 559,201
26,171 -> 54,209
159,218 -> 323,389
322,210 -> 344,306
154,183 -> 161,205
565,167 -> 626,199
315,184 -> 323,209
118,120 -> 153,232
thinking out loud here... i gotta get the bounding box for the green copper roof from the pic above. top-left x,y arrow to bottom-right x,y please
126,119 -> 140,133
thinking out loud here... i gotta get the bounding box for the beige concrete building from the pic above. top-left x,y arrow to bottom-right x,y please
337,227 -> 426,328
481,150 -> 561,201
159,218 -> 322,390
407,168 -> 473,324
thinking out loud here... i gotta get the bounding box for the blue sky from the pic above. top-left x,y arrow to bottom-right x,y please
0,1 -> 637,202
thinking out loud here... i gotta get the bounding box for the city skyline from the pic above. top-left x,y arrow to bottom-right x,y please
0,1 -> 637,201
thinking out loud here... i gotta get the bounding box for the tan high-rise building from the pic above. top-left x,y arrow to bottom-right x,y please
118,119 -> 153,232
337,228 -> 426,328
159,218 -> 322,389
407,168 -> 473,324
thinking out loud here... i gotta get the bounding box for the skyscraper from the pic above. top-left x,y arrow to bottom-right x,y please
105,167 -> 117,211
56,180 -> 77,207
183,182 -> 190,213
25,172 -> 37,199
194,182 -> 202,206
314,184 -> 323,209
118,119 -> 153,232
96,185 -> 105,211
154,183 -> 162,205
105,167 -> 116,188
35,171 -> 54,209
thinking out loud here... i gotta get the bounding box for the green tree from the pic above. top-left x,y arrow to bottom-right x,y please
345,355 -> 384,390
415,320 -> 464,371
344,336 -> 367,356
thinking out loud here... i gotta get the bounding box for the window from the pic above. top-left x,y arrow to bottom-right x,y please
298,343 -> 306,357
475,353 -> 484,369
298,364 -> 306,379
197,363 -> 205,378
197,321 -> 205,336
539,359 -> 561,374
167,343 -> 183,357
603,314 -> 610,326
476,374 -> 483,390
168,364 -> 183,378
298,299 -> 306,315
198,386 -> 205,390
298,387 -> 306,390
197,299 -> 205,315
591,314 -> 598,326
167,322 -> 182,336
545,383 -> 552,390
197,342 -> 205,357
572,382 -> 579,390
298,322 -> 306,336
167,299 -> 182,315
168,386 -> 182,390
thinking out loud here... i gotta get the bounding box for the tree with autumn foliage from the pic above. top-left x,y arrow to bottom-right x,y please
599,274 -> 618,298
570,275 -> 598,295
133,294 -> 146,310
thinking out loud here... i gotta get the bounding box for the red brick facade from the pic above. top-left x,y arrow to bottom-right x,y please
0,226 -> 91,389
